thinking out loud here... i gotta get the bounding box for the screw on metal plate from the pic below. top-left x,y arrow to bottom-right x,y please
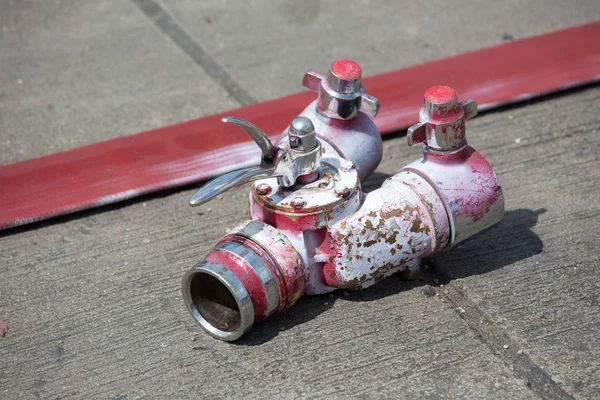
334,186 -> 351,198
189,116 -> 322,207
290,199 -> 306,209
407,86 -> 478,151
302,59 -> 379,120
255,183 -> 272,195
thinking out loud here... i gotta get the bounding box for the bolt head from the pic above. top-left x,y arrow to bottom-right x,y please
331,59 -> 362,81
424,86 -> 459,119
328,59 -> 362,93
334,186 -> 351,198
290,116 -> 314,135
290,199 -> 306,209
289,117 -> 316,151
255,183 -> 272,195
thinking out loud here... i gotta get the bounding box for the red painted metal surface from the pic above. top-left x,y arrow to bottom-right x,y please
331,59 -> 362,80
182,84 -> 504,341
1,21 -> 600,230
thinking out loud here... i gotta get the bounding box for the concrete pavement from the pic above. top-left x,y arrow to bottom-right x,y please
1,1 -> 599,398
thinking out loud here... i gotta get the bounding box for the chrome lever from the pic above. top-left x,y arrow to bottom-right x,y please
221,116 -> 278,161
189,116 -> 281,207
189,116 -> 322,207
189,165 -> 275,207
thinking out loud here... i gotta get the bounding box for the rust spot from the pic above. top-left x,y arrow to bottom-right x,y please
345,276 -> 363,290
385,230 -> 398,244
364,239 -> 378,247
380,206 -> 412,221
410,216 -> 424,233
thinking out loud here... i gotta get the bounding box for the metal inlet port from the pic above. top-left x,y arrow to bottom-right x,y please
182,262 -> 254,341
190,273 -> 240,331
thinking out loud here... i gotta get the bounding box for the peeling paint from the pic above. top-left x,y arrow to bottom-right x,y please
182,83 -> 507,341
321,171 -> 450,290
403,145 -> 504,245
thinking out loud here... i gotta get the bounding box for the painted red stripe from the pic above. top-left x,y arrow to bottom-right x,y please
1,22 -> 599,230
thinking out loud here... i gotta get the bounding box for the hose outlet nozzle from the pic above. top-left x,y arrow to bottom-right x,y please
182,261 -> 255,341
182,222 -> 306,341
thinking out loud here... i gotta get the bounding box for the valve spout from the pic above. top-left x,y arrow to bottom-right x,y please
182,222 -> 307,341
293,59 -> 382,181
183,262 -> 255,341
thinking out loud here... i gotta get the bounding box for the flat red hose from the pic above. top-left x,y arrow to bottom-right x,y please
1,22 -> 599,230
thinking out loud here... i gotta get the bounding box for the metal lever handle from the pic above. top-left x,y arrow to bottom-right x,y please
189,117 -> 281,207
189,165 -> 275,207
221,116 -> 277,160
189,116 -> 322,207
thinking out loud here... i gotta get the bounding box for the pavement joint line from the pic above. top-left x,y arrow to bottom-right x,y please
131,0 -> 257,106
440,284 -> 574,399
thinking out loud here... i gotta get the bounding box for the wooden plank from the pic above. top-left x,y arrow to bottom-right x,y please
1,21 -> 600,230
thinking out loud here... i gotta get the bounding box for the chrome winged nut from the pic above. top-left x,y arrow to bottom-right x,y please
302,59 -> 379,119
407,86 -> 477,151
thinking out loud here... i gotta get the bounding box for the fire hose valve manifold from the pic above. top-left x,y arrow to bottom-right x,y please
182,70 -> 504,340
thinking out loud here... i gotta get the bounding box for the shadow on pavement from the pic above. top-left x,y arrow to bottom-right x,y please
236,208 -> 545,345
429,208 -> 546,283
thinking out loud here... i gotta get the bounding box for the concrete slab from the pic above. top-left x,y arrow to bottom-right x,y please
2,86 -> 598,400
0,187 -> 537,399
160,0 -> 600,101
1,1 -> 599,398
0,0 -> 238,165
427,86 -> 600,399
